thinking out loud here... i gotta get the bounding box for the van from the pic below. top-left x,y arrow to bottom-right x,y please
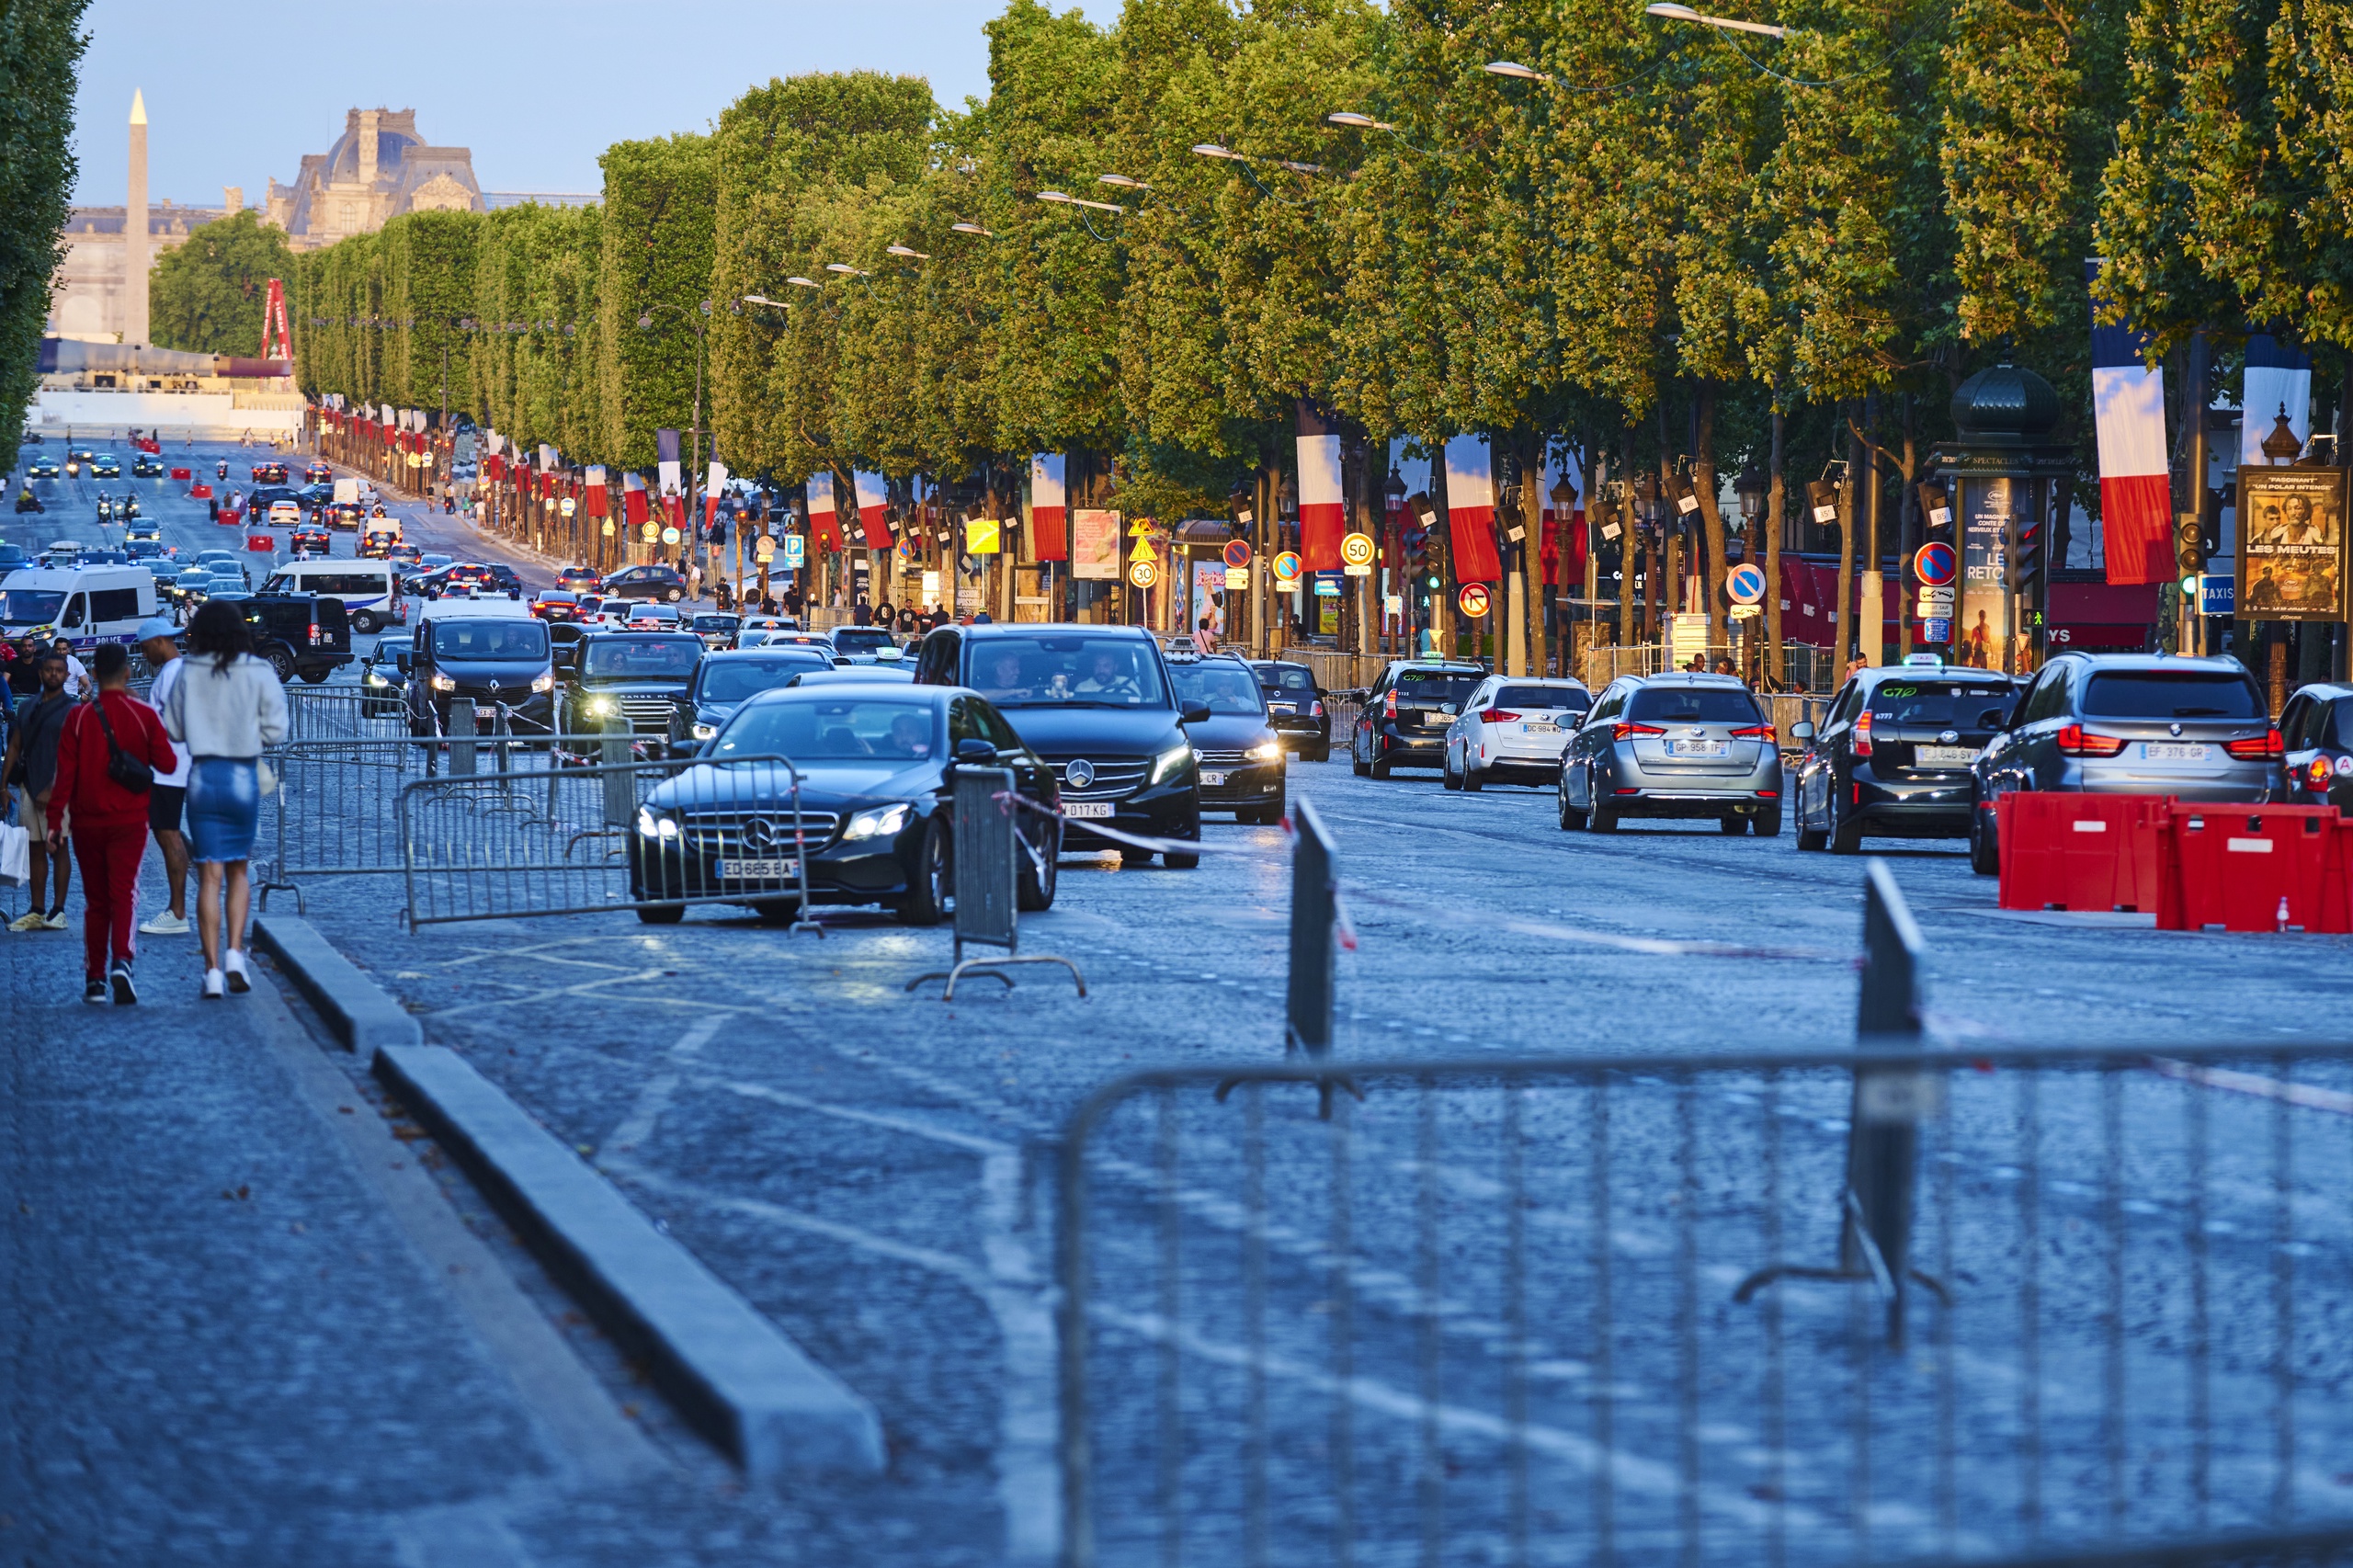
410,598 -> 553,734
260,557 -> 404,633
0,565 -> 159,652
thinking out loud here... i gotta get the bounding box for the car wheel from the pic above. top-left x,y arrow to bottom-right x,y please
1795,784 -> 1826,851
1828,789 -> 1863,855
1163,821 -> 1201,870
1119,847 -> 1156,865
298,669 -> 330,685
352,610 -> 378,634
1351,741 -> 1369,778
1590,803 -> 1619,834
1370,750 -> 1392,779
266,649 -> 295,683
895,817 -> 950,925
1753,806 -> 1782,837
635,903 -> 686,925
1016,820 -> 1059,911
753,899 -> 801,923
1557,783 -> 1587,832
1442,748 -> 1461,790
1462,759 -> 1483,792
1970,806 -> 2000,876
665,587 -> 682,603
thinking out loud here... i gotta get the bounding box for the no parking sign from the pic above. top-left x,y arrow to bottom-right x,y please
1726,562 -> 1768,605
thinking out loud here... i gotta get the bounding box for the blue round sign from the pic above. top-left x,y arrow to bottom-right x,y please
1914,541 -> 1958,587
1726,562 -> 1768,606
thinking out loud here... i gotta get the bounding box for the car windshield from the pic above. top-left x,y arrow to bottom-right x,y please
433,620 -> 547,659
583,638 -> 699,678
1867,682 -> 2017,726
972,635 -> 1171,708
1395,670 -> 1481,706
700,657 -> 827,704
0,590 -> 65,624
1495,684 -> 1590,712
376,640 -> 412,658
1168,661 -> 1266,715
690,615 -> 736,632
538,590 -> 578,605
1256,665 -> 1315,693
2083,671 -> 2263,720
717,697 -> 938,761
1627,687 -> 1763,724
833,629 -> 893,652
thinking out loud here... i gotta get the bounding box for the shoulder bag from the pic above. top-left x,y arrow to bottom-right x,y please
91,695 -> 154,794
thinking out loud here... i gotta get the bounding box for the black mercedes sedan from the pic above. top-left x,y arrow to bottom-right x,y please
1168,653 -> 1287,823
628,683 -> 1062,926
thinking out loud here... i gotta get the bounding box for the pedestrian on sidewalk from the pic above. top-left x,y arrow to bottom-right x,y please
161,601 -> 290,1000
50,644 -> 176,1005
1191,617 -> 1217,656
136,619 -> 192,936
50,638 -> 89,698
3,651 -> 75,930
853,597 -> 872,627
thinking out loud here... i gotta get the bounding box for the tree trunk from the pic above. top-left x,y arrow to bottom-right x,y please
1767,392 -> 1786,687
1694,381 -> 1729,657
1834,411 -> 1859,678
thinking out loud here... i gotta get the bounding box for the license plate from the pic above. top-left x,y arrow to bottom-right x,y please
1666,739 -> 1727,756
1524,722 -> 1560,734
718,858 -> 797,880
1202,771 -> 1228,788
1915,744 -> 1978,766
2141,742 -> 2210,761
1066,801 -> 1116,820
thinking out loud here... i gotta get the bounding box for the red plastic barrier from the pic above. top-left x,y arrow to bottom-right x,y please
244,533 -> 275,552
168,466 -> 190,480
188,482 -> 212,499
1997,792 -> 2179,921
2169,804 -> 2347,933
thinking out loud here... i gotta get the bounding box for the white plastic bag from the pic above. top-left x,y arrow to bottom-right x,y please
0,821 -> 28,888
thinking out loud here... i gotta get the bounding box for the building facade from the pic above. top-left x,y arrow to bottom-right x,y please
266,108 -> 485,251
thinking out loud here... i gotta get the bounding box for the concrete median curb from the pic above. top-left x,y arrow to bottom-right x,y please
373,1042 -> 887,1480
253,915 -> 423,1052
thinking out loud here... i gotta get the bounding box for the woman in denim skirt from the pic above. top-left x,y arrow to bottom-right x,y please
162,601 -> 290,998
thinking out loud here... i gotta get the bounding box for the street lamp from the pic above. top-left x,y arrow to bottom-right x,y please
786,276 -> 821,290
1328,111 -> 1396,131
885,244 -> 928,259
1096,174 -> 1149,190
1483,60 -> 1552,82
1644,2 -> 1788,38
741,294 -> 789,310
1733,460 -> 1768,527
1037,189 -> 1128,214
824,263 -> 870,278
950,222 -> 995,237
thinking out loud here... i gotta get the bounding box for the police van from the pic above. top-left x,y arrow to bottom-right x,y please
0,564 -> 159,652
259,557 -> 404,633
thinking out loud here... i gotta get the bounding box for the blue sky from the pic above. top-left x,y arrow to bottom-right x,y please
71,0 -> 1105,207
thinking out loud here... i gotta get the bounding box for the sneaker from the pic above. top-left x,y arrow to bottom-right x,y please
42,909 -> 68,931
82,977 -> 106,1004
138,911 -> 190,936
109,961 -> 136,1006
7,912 -> 43,933
223,949 -> 252,994
200,968 -> 225,1000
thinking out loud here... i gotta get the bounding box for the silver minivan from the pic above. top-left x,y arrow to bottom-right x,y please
1557,672 -> 1784,835
1969,653 -> 2281,872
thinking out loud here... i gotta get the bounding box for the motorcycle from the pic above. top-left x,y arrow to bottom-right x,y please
121,495 -> 140,519
95,495 -> 113,522
13,488 -> 41,514
216,460 -> 228,479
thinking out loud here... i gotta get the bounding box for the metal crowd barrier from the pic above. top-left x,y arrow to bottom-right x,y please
906,764 -> 1082,999
398,750 -> 821,928
282,683 -> 407,742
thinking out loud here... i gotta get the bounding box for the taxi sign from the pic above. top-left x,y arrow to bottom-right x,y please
1340,531 -> 1375,569
1272,551 -> 1302,585
1726,562 -> 1768,606
1914,540 -> 1958,587
1458,582 -> 1491,618
1222,538 -> 1251,569
1129,558 -> 1159,589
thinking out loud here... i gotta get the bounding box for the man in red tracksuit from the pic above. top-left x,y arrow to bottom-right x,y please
48,643 -> 179,1006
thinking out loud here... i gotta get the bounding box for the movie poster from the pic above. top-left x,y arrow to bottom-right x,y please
1957,476 -> 2015,670
2237,467 -> 2347,622
1072,509 -> 1121,581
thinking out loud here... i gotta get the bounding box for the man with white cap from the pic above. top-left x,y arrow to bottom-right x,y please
134,617 -> 191,935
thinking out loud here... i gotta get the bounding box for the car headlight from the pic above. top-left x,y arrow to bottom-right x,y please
634,806 -> 680,839
689,722 -> 717,741
530,670 -> 554,693
429,673 -> 456,691
1251,740 -> 1284,762
585,695 -> 616,715
365,667 -> 386,686
842,802 -> 913,842
1151,741 -> 1195,786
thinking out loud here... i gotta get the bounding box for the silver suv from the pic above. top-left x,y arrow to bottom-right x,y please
1969,653 -> 2282,872
1557,673 -> 1783,835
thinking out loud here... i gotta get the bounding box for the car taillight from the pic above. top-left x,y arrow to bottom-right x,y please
1480,709 -> 1520,724
2225,728 -> 2285,760
1384,689 -> 1397,718
1730,723 -> 1777,740
2312,756 -> 2336,787
1612,722 -> 1665,742
1853,710 -> 1874,756
1311,700 -> 1324,718
2056,724 -> 2128,756
308,620 -> 321,645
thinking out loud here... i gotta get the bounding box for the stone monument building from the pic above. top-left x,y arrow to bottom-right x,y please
265,108 -> 485,250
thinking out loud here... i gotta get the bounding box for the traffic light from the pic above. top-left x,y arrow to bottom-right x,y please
1805,480 -> 1841,534
2011,507 -> 2043,597
2177,511 -> 2205,574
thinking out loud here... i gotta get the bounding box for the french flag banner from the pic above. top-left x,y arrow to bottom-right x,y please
1443,434 -> 1504,585
1029,454 -> 1068,562
585,466 -> 608,517
706,462 -> 729,531
2087,260 -> 2173,585
622,472 -> 648,528
853,470 -> 892,549
2241,335 -> 2313,468
807,471 -> 845,552
1296,401 -> 1347,573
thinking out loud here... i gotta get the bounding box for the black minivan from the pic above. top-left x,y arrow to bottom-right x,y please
406,608 -> 554,735
914,622 -> 1208,867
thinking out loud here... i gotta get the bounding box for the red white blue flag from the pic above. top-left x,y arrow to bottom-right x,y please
853,470 -> 891,549
1296,401 -> 1346,573
1029,454 -> 1067,563
1442,435 -> 1503,585
2088,260 -> 2173,585
807,471 -> 844,552
2240,335 -> 2313,469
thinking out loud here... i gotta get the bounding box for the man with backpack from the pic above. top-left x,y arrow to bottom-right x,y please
47,644 -> 176,1003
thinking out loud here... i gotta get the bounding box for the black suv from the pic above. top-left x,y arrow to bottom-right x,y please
914,621 -> 1206,867
1350,659 -> 1486,778
556,631 -> 704,756
602,563 -> 688,603
407,610 -> 554,736
238,595 -> 354,684
1790,661 -> 2023,855
1251,659 -> 1331,761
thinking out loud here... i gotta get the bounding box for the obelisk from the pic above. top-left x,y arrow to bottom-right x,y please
126,89 -> 149,347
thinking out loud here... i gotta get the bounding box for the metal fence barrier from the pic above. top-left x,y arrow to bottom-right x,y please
907,764 -> 1083,999
398,751 -> 823,928
283,683 -> 408,742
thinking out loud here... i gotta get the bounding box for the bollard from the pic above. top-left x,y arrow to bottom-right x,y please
449,699 -> 477,776
906,765 -> 1083,1000
599,729 -> 633,829
1219,795 -> 1358,1119
1734,858 -> 1949,1345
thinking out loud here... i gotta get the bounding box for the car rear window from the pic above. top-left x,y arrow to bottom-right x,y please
1495,684 -> 1590,712
2082,671 -> 2263,720
1257,665 -> 1314,692
1395,670 -> 1480,704
1867,682 -> 2016,726
1627,687 -> 1762,724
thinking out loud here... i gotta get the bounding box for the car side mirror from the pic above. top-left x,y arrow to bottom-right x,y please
1790,721 -> 1815,742
954,737 -> 997,765
1179,699 -> 1212,725
393,654 -> 411,674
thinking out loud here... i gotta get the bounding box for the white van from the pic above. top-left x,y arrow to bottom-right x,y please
0,565 -> 159,652
260,557 -> 404,633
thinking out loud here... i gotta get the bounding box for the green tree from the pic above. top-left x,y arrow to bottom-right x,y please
150,210 -> 300,357
0,0 -> 89,441
598,134 -> 717,470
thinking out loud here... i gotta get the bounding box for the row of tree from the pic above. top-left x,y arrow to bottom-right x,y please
264,0 -> 2350,587
4,0 -> 89,445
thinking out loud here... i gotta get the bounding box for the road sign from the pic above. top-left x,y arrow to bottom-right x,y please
1128,536 -> 1156,563
559,496 -> 576,517
641,521 -> 659,542
1726,562 -> 1768,606
602,520 -> 616,536
1340,531 -> 1375,569
1272,551 -> 1302,585
1222,538 -> 1251,569
1127,517 -> 1154,537
1914,541 -> 1958,587
661,526 -> 681,544
2200,574 -> 2235,618
1129,558 -> 1158,589
1384,594 -> 1404,616
1226,566 -> 1251,590
1915,585 -> 1956,612
1921,616 -> 1952,642
782,534 -> 806,568
755,534 -> 775,560
1313,573 -> 1341,597
1458,582 -> 1491,618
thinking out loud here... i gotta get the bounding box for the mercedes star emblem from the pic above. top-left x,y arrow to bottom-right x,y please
739,818 -> 779,855
1065,758 -> 1097,790
1939,730 -> 1959,744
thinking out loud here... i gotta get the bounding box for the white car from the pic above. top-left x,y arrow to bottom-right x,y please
1442,676 -> 1595,791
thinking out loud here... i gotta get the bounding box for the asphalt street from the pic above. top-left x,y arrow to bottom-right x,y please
16,436 -> 2353,1564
